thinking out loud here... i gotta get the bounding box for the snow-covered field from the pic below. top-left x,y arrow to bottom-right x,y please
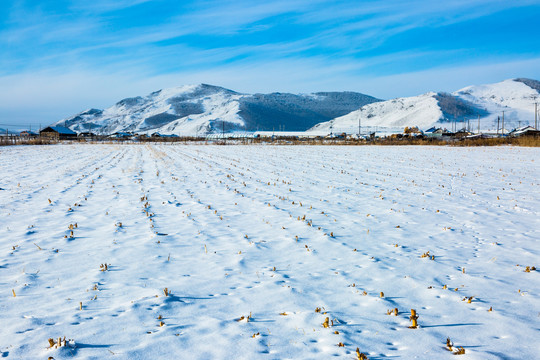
1,144 -> 539,359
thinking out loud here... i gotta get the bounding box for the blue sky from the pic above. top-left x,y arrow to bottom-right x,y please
1,0 -> 540,127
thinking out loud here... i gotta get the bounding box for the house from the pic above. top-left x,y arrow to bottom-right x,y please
465,133 -> 490,140
424,127 -> 445,138
454,129 -> 472,138
39,126 -> 77,140
20,130 -> 38,137
161,134 -> 179,138
77,131 -> 96,139
509,126 -> 540,137
109,132 -> 132,139
253,131 -> 322,140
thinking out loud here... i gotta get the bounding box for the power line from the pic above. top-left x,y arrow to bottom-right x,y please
0,122 -> 42,127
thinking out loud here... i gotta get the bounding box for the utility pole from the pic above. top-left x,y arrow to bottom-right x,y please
467,119 -> 470,132
477,114 -> 480,134
358,116 -> 361,138
535,102 -> 538,129
497,116 -> 500,135
502,111 -> 505,135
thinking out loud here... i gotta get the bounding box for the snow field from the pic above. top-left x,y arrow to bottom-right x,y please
311,93 -> 443,132
0,144 -> 539,359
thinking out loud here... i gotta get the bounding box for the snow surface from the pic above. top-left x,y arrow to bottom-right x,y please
1,144 -> 539,359
309,93 -> 442,133
158,91 -> 245,136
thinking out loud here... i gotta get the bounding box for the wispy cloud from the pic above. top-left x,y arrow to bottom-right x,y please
1,0 -> 539,125
68,0 -> 154,13
3,56 -> 539,125
2,0 -> 538,69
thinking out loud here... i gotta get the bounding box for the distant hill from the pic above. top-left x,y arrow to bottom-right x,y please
309,78 -> 540,133
54,84 -> 380,135
54,78 -> 540,135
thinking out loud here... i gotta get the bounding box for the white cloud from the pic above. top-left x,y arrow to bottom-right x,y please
1,56 -> 539,127
1,0 -> 539,127
359,57 -> 540,98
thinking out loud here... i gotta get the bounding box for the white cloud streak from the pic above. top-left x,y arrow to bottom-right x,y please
1,0 -> 539,126
1,56 -> 539,126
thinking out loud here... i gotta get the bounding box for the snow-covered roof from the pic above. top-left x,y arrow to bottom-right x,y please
42,126 -> 77,135
511,125 -> 536,132
510,126 -> 540,136
254,131 -> 324,138
109,132 -> 132,138
206,132 -> 255,139
150,132 -> 179,137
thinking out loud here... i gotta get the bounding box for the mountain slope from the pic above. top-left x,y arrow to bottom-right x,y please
454,78 -> 539,129
58,84 -> 243,135
238,92 -> 378,131
310,78 -> 539,133
55,84 -> 380,135
310,93 -> 440,132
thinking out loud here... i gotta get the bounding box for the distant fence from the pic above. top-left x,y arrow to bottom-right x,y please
0,135 -> 58,146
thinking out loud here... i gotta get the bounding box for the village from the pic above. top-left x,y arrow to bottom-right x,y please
1,123 -> 539,146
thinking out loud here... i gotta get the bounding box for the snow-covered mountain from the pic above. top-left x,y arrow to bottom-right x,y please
55,84 -> 380,135
309,78 -> 540,133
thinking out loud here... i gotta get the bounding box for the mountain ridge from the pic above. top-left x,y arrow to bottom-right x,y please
55,78 -> 539,135
55,84 -> 380,135
309,78 -> 539,133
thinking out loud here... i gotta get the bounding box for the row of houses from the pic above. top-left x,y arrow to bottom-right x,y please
423,126 -> 540,138
37,127 -> 186,140
11,125 -> 540,142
